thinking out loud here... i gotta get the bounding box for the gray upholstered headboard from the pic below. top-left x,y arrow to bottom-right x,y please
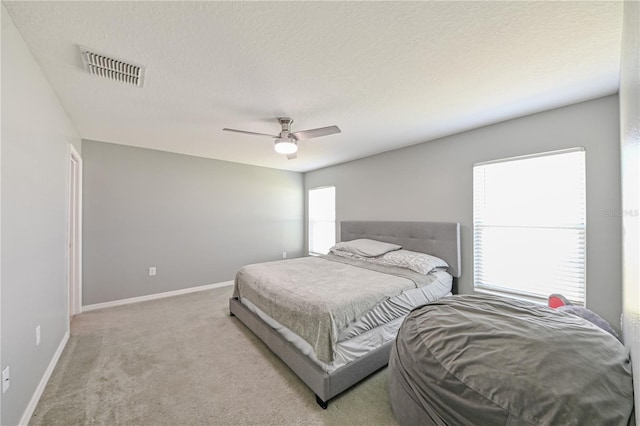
340,221 -> 461,278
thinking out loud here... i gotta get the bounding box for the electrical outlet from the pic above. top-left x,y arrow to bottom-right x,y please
36,325 -> 41,346
2,366 -> 9,393
149,267 -> 156,276
282,252 -> 287,259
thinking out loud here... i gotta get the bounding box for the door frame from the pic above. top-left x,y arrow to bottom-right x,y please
68,144 -> 83,318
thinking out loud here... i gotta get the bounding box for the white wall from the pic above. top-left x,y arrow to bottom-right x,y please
620,1 -> 640,420
305,96 -> 622,329
1,6 -> 81,425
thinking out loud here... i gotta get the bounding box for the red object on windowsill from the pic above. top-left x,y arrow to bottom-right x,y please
548,294 -> 571,308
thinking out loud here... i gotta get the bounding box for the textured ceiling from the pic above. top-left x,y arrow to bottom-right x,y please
3,1 -> 623,172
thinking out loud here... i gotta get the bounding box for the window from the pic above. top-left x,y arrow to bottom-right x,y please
308,186 -> 336,255
473,148 -> 586,305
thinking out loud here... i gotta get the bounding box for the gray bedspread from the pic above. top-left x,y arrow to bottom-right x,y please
233,254 -> 433,364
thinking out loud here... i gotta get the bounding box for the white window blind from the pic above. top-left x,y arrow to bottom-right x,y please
308,186 -> 336,255
473,148 -> 586,305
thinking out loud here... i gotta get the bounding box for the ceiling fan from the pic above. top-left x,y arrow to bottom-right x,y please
223,117 -> 341,159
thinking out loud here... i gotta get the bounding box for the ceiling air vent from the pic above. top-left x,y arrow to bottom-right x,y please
80,47 -> 144,87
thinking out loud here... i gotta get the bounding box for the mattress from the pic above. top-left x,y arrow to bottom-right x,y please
239,268 -> 452,372
338,269 -> 452,341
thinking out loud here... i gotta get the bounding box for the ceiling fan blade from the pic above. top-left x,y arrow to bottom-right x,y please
286,152 -> 297,160
222,128 -> 279,138
291,125 -> 341,141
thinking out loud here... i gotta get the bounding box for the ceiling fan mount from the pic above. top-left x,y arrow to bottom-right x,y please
278,117 -> 293,132
223,117 -> 341,160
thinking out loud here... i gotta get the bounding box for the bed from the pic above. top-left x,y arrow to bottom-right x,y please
229,221 -> 461,408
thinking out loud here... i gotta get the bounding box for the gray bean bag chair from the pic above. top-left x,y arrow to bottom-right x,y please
389,294 -> 634,426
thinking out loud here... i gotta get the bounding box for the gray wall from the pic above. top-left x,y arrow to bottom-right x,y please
1,6 -> 82,425
620,1 -> 640,418
82,140 -> 304,305
305,95 -> 622,329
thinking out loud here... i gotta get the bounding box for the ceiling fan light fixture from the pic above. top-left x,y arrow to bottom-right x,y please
274,138 -> 298,155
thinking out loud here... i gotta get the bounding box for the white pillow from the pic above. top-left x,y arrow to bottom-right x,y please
380,249 -> 448,275
330,239 -> 401,258
329,247 -> 368,260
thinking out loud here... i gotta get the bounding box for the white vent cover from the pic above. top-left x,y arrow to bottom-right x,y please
80,47 -> 144,87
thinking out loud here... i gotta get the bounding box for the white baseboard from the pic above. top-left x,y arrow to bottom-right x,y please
19,330 -> 70,426
82,281 -> 234,312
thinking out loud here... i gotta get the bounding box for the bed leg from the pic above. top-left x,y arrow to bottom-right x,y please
315,395 -> 328,409
229,311 -> 235,317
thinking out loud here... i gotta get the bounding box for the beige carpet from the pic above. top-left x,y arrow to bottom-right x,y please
30,286 -> 399,425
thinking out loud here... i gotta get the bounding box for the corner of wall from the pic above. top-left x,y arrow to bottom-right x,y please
619,1 -> 640,422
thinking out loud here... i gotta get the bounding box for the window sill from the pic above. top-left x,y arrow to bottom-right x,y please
474,287 -> 548,306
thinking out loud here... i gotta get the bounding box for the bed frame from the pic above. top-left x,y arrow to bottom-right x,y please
229,221 -> 461,408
